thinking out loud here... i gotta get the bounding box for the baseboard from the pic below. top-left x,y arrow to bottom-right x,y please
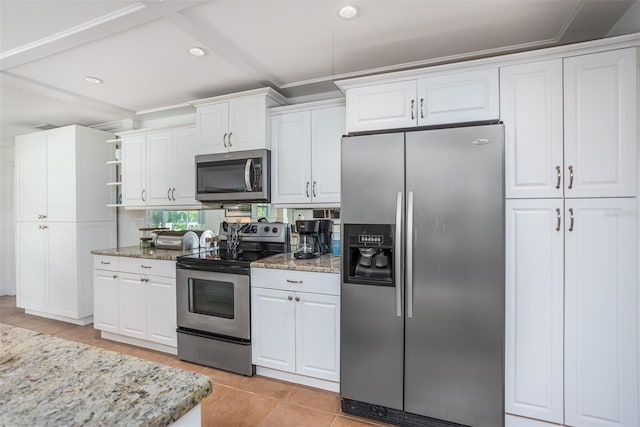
101,331 -> 177,355
255,366 -> 339,392
25,309 -> 93,326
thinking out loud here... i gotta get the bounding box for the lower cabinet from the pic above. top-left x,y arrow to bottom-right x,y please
251,268 -> 340,388
93,255 -> 177,353
505,198 -> 638,427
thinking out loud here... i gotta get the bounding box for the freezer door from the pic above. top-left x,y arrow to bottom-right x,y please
340,133 -> 405,410
404,125 -> 505,427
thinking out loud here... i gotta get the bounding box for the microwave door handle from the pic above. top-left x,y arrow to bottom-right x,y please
244,159 -> 253,192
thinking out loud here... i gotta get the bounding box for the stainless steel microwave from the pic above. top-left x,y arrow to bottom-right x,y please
195,149 -> 270,203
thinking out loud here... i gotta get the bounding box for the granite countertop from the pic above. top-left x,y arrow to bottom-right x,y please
0,323 -> 212,426
251,253 -> 341,274
91,245 -> 201,261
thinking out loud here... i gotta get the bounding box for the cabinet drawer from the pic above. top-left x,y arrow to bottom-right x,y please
118,257 -> 176,278
93,255 -> 119,271
252,268 -> 340,296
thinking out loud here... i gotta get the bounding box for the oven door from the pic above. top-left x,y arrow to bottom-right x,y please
176,266 -> 250,340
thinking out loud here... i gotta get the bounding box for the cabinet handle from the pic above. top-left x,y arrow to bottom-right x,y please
305,181 -> 310,198
101,261 -> 111,265
295,296 -> 300,302
223,133 -> 228,148
141,189 -> 146,202
288,295 -> 293,301
38,225 -> 42,229
568,208 -> 574,232
167,188 -> 172,201
228,132 -> 233,147
141,265 -> 152,269
286,279 -> 303,284
410,99 -> 415,120
41,225 -> 48,229
420,98 -> 424,119
140,278 -> 149,282
568,165 -> 574,190
171,188 -> 176,201
312,181 -> 317,198
112,274 -> 118,279
555,165 -> 561,189
555,208 -> 561,231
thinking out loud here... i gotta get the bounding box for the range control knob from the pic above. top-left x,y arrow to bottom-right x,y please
264,226 -> 270,232
271,227 -> 278,233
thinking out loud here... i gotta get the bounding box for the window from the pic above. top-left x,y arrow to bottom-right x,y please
149,210 -> 205,230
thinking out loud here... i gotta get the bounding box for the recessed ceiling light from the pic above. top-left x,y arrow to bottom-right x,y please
338,5 -> 359,19
84,76 -> 102,84
188,47 -> 206,57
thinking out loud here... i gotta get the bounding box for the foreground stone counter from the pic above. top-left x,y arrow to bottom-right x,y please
91,245 -> 201,261
0,323 -> 212,426
251,253 -> 340,274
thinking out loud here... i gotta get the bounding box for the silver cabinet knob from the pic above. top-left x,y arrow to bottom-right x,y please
288,296 -> 293,301
295,296 -> 300,302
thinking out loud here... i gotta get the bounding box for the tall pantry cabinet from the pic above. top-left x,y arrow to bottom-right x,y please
502,48 -> 638,427
15,125 -> 116,325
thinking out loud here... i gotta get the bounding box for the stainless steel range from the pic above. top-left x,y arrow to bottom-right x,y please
175,221 -> 290,376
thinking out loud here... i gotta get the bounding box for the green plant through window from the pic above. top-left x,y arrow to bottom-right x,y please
150,210 -> 204,230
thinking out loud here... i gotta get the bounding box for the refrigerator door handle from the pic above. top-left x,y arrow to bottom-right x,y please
406,191 -> 414,319
395,191 -> 403,318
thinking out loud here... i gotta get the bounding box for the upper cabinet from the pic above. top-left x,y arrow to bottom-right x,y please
120,124 -> 199,208
270,100 -> 345,206
340,66 -> 498,133
502,48 -> 637,199
15,125 -> 114,222
193,88 -> 287,155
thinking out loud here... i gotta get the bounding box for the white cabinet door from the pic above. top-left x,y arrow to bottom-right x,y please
45,126 -> 77,221
311,106 -> 344,205
16,221 -> 47,311
251,287 -> 296,373
417,67 -> 499,126
228,96 -> 266,151
563,48 -> 637,198
46,222 -> 78,318
346,80 -> 417,132
564,198 -> 638,427
146,130 -> 173,206
93,269 -> 119,333
119,273 -> 147,340
505,200 -> 564,424
172,126 -> 198,205
271,111 -> 312,204
295,292 -> 340,382
122,135 -> 147,207
15,132 -> 47,221
147,276 -> 177,347
196,103 -> 229,154
501,60 -> 564,199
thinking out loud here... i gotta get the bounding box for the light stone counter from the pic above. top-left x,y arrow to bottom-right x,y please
251,253 -> 341,274
91,245 -> 201,261
0,323 -> 212,426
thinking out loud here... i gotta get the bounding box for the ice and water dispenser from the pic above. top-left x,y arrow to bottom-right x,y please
343,224 -> 394,286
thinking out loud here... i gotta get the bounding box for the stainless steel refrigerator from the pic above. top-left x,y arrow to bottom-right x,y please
340,123 -> 504,427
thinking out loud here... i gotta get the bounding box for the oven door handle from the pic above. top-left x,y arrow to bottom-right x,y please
244,159 -> 254,192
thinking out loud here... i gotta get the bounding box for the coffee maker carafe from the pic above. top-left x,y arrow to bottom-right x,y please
294,220 -> 320,259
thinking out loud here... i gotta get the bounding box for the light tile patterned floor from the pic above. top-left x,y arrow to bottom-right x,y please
0,296 -> 394,426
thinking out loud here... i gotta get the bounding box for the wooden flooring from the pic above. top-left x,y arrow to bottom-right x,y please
0,296 -> 393,426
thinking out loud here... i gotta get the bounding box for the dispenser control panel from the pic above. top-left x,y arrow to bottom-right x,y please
359,234 -> 384,244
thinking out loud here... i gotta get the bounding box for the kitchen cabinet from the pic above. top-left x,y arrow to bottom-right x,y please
15,125 -> 116,325
342,66 -> 498,132
15,125 -> 114,222
505,198 -> 638,426
17,221 -> 116,324
120,124 -> 198,208
192,88 -> 287,155
502,48 -> 636,199
270,101 -> 344,206
251,268 -> 340,388
92,255 -> 178,353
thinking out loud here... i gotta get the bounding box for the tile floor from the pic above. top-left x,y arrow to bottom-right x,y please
0,296 -> 393,427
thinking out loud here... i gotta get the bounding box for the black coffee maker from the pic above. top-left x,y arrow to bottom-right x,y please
294,220 -> 320,259
317,219 -> 333,255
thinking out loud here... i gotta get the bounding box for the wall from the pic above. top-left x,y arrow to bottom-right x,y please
0,144 -> 15,295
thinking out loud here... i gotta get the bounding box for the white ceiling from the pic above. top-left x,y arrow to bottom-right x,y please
1,0 -> 639,142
